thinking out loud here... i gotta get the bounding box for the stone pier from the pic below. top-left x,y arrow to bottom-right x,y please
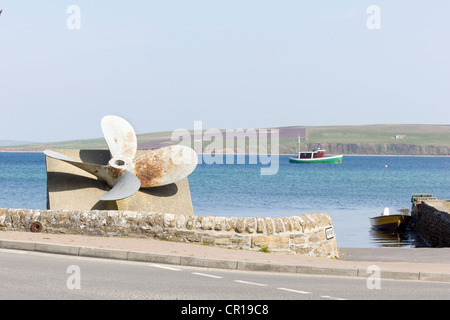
412,200 -> 450,247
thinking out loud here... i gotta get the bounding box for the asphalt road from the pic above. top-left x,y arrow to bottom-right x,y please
1,249 -> 450,303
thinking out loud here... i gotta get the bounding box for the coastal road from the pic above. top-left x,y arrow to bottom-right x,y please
1,249 -> 449,301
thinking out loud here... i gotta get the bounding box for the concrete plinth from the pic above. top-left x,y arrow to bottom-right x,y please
45,149 -> 194,215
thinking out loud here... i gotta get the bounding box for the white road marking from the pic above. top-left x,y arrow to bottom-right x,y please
277,287 -> 311,295
320,295 -> 347,300
192,272 -> 223,279
150,264 -> 182,271
234,280 -> 268,287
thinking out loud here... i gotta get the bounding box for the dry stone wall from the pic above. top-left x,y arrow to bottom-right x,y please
0,208 -> 339,258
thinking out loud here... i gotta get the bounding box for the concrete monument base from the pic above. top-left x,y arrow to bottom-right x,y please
45,149 -> 195,215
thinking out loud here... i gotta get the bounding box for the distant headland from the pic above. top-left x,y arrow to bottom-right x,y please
1,124 -> 450,156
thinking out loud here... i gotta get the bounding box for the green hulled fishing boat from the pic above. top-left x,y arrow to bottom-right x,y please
289,137 -> 343,164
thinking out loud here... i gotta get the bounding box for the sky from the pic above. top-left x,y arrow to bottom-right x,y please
0,1 -> 449,142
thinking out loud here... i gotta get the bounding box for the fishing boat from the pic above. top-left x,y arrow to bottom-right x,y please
289,136 -> 343,164
369,208 -> 412,233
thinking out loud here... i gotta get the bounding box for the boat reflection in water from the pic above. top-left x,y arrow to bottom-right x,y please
369,228 -> 427,247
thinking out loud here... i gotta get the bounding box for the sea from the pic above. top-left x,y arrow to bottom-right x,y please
1,152 -> 449,248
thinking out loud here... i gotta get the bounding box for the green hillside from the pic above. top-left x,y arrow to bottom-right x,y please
306,124 -> 450,145
279,124 -> 450,155
2,124 -> 450,156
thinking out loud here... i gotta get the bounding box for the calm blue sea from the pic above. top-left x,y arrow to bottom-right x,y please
1,152 -> 449,248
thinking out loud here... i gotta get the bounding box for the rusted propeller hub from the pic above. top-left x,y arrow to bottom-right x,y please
109,157 -> 133,171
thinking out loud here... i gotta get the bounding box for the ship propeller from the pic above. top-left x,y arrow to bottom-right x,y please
44,115 -> 198,201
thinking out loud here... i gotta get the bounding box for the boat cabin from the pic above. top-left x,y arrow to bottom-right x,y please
298,149 -> 326,159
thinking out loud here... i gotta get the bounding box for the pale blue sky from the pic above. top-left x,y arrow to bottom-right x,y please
0,1 -> 449,142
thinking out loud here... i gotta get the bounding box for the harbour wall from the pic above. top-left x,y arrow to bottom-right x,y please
0,209 -> 339,258
412,200 -> 450,247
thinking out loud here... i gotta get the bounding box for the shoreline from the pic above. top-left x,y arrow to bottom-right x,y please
1,150 -> 449,157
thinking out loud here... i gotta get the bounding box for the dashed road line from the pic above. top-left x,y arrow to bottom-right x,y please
234,280 -> 268,287
150,264 -> 182,271
192,272 -> 223,279
320,295 -> 347,300
277,287 -> 311,295
145,263 -> 347,300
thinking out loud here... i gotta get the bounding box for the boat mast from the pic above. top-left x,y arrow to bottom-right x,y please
297,134 -> 301,158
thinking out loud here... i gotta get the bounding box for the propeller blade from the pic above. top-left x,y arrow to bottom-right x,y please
101,115 -> 137,161
99,170 -> 141,201
133,145 -> 198,188
43,150 -> 125,188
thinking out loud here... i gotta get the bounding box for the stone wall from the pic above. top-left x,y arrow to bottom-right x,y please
0,208 -> 339,258
412,200 -> 450,247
